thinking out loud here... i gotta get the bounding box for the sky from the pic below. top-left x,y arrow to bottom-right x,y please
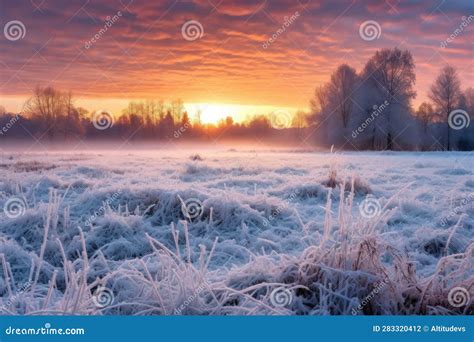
0,0 -> 473,123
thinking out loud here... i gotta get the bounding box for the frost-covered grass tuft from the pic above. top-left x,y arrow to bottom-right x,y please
0,150 -> 472,315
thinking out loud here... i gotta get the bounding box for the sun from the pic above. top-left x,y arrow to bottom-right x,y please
199,104 -> 230,125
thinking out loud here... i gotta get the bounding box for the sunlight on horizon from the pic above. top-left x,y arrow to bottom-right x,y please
185,103 -> 299,124
0,95 -> 300,124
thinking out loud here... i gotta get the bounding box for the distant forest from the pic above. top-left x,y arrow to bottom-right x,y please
1,48 -> 472,151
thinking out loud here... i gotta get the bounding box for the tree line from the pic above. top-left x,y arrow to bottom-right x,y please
0,47 -> 472,150
0,88 -> 309,142
310,48 -> 473,151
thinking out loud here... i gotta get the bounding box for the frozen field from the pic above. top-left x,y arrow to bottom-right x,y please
0,148 -> 472,315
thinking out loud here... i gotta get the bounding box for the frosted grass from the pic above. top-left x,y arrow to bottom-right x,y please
0,149 -> 472,315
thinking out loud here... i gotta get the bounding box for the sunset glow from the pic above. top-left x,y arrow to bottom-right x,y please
1,0 -> 472,118
196,104 -> 232,125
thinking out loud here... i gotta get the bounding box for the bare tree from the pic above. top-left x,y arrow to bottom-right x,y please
309,84 -> 332,144
415,102 -> 435,133
462,87 -> 474,118
171,99 -> 184,123
310,85 -> 328,116
310,64 -> 358,146
194,109 -> 202,126
429,65 -> 461,150
25,86 -> 66,138
362,48 -> 416,150
292,110 -> 308,129
291,110 -> 309,140
327,64 -> 358,128
62,90 -> 80,138
181,111 -> 190,126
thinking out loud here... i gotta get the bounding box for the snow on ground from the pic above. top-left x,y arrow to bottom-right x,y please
0,148 -> 472,315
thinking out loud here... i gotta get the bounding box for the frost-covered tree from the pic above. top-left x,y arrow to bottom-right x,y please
462,87 -> 474,120
361,48 -> 416,150
310,84 -> 330,145
413,102 -> 437,150
310,64 -> 358,146
328,64 -> 358,129
454,87 -> 474,150
428,65 -> 462,150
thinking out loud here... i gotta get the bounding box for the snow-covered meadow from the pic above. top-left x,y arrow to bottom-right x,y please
0,148 -> 472,315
